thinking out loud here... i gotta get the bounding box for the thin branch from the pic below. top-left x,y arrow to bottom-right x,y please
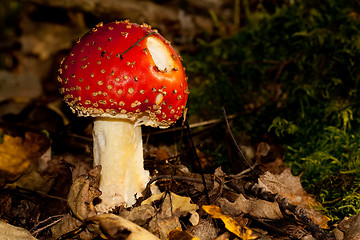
120,31 -> 157,59
148,113 -> 238,136
149,174 -> 213,186
221,107 -> 256,176
184,120 -> 211,205
31,215 -> 64,237
242,181 -> 332,240
14,187 -> 67,202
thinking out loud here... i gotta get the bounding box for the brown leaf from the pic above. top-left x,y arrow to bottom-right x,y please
119,204 -> 156,226
219,194 -> 283,220
51,214 -> 85,240
258,168 -> 329,228
188,218 -> 218,240
167,228 -> 199,240
6,168 -> 54,193
67,166 -> 101,221
194,167 -> 225,205
334,213 -> 360,240
51,167 -> 101,239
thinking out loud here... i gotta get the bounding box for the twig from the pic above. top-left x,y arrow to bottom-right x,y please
184,120 -> 211,205
120,31 -> 157,59
65,114 -> 238,143
245,215 -> 302,240
242,181 -> 333,240
15,187 -> 67,202
56,225 -> 86,240
221,107 -> 256,177
147,113 -> 238,136
31,215 -> 64,237
149,174 -> 213,186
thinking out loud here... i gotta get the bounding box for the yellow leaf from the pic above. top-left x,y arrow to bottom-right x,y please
0,130 -> 50,185
142,192 -> 199,214
202,205 -> 258,240
142,192 -> 200,239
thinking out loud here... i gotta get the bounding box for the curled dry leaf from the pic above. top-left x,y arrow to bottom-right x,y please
258,168 -> 329,229
202,205 -> 259,240
141,192 -> 199,239
84,213 -> 160,240
67,166 -> 101,220
51,167 -> 101,239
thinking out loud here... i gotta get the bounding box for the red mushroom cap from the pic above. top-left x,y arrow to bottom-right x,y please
58,20 -> 188,128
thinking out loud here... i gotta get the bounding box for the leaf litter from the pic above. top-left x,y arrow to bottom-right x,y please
8,92 -> 359,240
0,101 -> 340,240
3,1 -> 360,239
0,122 -> 338,240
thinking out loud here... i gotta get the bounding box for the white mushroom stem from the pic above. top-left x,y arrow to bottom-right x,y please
92,117 -> 149,213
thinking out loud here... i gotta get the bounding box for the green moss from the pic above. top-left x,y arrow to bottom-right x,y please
184,0 -> 360,220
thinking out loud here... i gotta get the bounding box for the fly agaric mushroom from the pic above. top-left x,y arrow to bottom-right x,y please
58,20 -> 188,213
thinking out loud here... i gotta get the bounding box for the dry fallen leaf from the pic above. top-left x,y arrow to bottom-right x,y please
6,168 -> 54,193
0,130 -> 50,186
219,194 -> 283,220
142,192 -> 199,239
119,204 -> 156,226
334,213 -> 360,240
188,218 -> 218,240
167,227 -> 200,240
0,220 -> 38,240
84,213 -> 160,240
258,168 -> 329,228
51,167 -> 101,239
67,166 -> 101,221
51,214 -> 87,240
142,192 -> 199,217
202,205 -> 258,240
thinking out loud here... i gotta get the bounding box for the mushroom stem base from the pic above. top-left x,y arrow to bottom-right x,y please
93,118 -> 149,213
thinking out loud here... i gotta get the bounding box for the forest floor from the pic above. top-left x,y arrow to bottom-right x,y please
1,0 -> 360,239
